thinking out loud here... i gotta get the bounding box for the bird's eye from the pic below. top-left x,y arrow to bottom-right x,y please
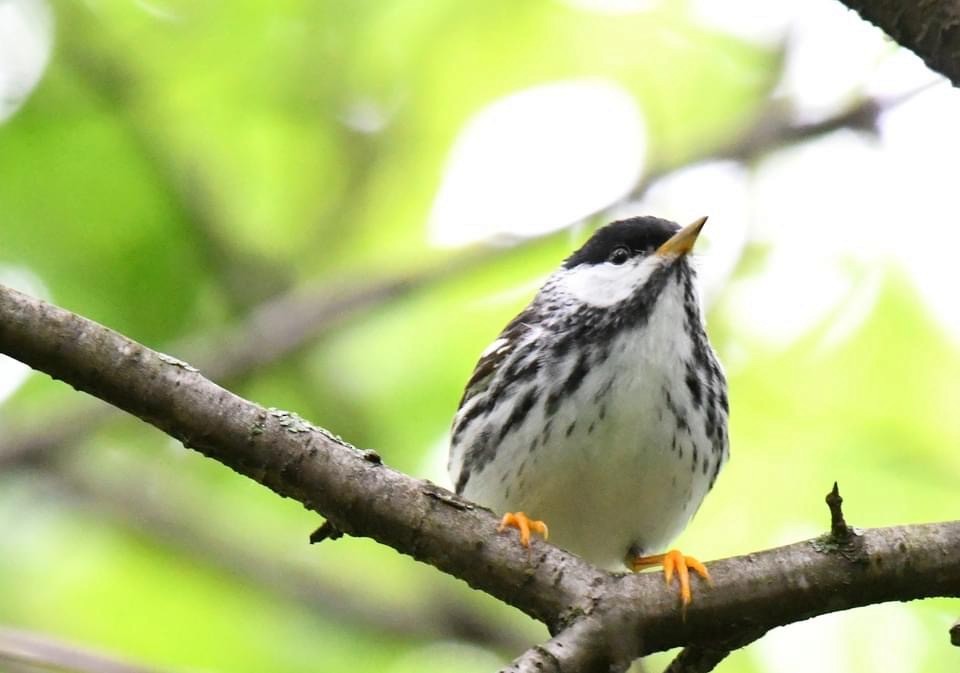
608,246 -> 631,265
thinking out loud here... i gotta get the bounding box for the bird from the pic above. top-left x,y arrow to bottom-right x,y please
447,215 -> 728,606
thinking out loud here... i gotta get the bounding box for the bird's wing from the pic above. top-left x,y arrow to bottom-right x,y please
450,306 -> 541,494
456,311 -> 533,409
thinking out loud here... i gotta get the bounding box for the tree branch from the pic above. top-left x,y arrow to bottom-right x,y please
662,628 -> 765,673
0,282 -> 594,629
663,645 -> 734,673
503,616 -> 636,673
835,0 -> 960,87
1,286 -> 958,670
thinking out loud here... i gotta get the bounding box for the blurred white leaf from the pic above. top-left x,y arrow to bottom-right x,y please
623,160 -> 752,307
692,0 -> 796,46
774,0 -> 890,118
429,79 -> 647,246
0,354 -> 29,406
881,84 -> 960,343
728,131 -> 890,348
0,0 -> 53,123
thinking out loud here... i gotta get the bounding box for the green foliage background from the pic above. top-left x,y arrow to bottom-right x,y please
0,2 -> 957,672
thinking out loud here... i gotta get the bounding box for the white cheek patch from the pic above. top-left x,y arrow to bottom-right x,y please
559,256 -> 662,307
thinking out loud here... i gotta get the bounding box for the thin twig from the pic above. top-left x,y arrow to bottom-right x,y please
818,481 -> 866,564
826,481 -> 851,540
0,626 -> 168,673
309,520 -> 344,544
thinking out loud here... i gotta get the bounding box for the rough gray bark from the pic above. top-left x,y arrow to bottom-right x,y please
838,0 -> 960,87
1,282 -> 958,672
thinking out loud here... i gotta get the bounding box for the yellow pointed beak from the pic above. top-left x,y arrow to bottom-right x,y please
655,216 -> 708,258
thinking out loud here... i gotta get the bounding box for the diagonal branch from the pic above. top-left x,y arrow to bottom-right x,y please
1,282 -> 959,671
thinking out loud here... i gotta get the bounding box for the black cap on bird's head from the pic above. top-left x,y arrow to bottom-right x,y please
563,216 -> 707,269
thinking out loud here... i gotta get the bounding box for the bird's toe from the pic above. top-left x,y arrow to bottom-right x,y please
498,511 -> 549,547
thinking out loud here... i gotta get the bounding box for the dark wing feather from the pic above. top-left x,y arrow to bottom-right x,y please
451,305 -> 542,494
457,310 -> 534,409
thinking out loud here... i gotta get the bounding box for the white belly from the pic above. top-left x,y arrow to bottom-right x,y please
461,327 -> 720,569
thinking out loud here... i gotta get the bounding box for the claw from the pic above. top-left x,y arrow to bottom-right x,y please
498,511 -> 549,547
630,549 -> 711,612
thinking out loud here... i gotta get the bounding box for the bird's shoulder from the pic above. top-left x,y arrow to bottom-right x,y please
457,306 -> 539,410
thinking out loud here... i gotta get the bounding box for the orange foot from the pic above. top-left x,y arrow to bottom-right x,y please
498,511 -> 549,547
630,549 -> 711,610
